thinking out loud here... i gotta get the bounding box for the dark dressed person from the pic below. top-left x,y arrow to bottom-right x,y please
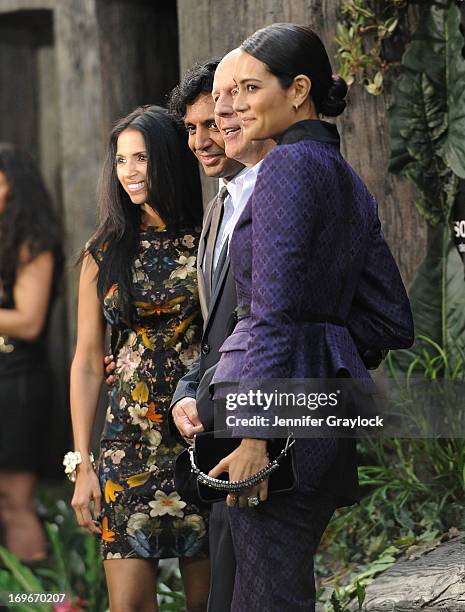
168,54 -> 273,611
0,144 -> 63,562
69,105 -> 209,612
208,24 -> 414,611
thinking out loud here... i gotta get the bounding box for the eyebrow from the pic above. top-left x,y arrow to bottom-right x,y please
115,150 -> 147,156
237,77 -> 263,85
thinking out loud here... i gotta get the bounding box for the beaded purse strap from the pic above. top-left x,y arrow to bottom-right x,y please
189,436 -> 295,493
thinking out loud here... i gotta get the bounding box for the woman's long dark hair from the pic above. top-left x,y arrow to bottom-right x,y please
0,143 -> 63,288
242,23 -> 348,117
86,105 -> 203,322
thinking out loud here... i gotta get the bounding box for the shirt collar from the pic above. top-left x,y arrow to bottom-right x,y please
218,166 -> 243,196
276,119 -> 340,149
219,164 -> 257,209
248,159 -> 264,177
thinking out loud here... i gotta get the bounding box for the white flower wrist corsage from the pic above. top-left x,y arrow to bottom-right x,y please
63,451 -> 96,482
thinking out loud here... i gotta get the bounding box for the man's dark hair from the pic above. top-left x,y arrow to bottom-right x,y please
167,57 -> 222,117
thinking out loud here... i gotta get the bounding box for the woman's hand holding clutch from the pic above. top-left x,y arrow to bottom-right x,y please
208,438 -> 269,508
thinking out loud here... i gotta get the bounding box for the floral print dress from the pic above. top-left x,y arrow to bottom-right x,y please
93,226 -> 208,560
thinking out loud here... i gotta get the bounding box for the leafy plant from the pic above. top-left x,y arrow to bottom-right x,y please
0,489 -> 186,612
322,3 -> 465,609
0,546 -> 56,612
316,431 -> 465,610
388,0 -> 465,225
387,0 -> 465,375
335,0 -> 408,94
321,547 -> 396,611
38,493 -> 108,612
389,226 -> 465,376
0,505 -> 106,612
317,332 -> 465,609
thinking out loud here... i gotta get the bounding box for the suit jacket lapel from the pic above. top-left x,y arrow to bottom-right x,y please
197,196 -> 216,321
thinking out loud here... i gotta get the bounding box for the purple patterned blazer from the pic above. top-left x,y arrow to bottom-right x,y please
212,120 -> 414,505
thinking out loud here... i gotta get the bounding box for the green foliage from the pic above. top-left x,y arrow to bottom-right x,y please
331,4 -> 465,611
41,494 -> 108,612
319,327 -> 465,610
320,332 -> 465,608
0,548 -> 53,612
335,0 -> 407,94
317,430 -> 465,610
388,0 -> 465,225
389,225 -> 465,376
387,0 -> 465,377
0,492 -> 107,612
324,547 -> 396,611
0,489 -> 186,612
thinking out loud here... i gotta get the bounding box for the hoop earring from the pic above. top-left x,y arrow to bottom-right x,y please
293,104 -> 299,112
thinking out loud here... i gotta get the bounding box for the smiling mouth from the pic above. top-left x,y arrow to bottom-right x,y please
222,126 -> 241,141
127,181 -> 145,193
199,154 -> 223,166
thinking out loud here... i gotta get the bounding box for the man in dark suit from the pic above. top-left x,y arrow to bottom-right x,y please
167,52 -> 273,612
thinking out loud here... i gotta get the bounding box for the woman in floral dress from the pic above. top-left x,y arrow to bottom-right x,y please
69,105 -> 209,611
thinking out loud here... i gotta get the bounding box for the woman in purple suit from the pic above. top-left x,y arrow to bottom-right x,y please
208,24 -> 414,611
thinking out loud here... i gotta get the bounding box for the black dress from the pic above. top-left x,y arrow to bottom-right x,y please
0,275 -> 53,473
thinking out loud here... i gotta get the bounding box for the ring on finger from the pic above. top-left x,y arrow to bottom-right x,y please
247,495 -> 260,508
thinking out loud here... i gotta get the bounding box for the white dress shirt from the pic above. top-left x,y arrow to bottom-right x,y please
209,161 -> 263,272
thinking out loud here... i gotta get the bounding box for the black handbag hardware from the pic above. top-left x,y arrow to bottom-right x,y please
174,430 -> 297,505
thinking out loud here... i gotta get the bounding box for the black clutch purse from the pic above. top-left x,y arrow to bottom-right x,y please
174,430 -> 297,505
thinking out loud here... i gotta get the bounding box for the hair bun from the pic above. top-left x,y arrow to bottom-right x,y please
319,75 -> 348,117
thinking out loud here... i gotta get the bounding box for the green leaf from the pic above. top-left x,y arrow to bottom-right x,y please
158,583 -> 186,603
443,2 -> 465,178
400,0 -> 449,85
388,0 -> 465,222
389,68 -> 449,219
356,580 -> 366,608
389,224 -> 465,377
84,535 -> 99,610
385,17 -> 399,34
330,589 -> 343,612
0,547 -> 44,593
45,523 -> 72,594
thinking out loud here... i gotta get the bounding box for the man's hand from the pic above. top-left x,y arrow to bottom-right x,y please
172,397 -> 204,441
104,354 -> 116,385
